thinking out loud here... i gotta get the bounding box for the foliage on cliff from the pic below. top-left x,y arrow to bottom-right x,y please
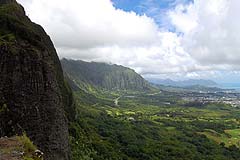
61,59 -> 152,92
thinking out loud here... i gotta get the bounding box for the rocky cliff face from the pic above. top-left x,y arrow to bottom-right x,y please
0,1 -> 74,160
61,59 -> 152,91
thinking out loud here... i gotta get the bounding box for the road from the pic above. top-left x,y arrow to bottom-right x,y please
114,96 -> 121,106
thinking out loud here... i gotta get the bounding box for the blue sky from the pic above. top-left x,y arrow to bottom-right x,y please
112,0 -> 193,28
111,0 -> 192,15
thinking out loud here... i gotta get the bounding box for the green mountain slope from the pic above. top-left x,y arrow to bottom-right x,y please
61,59 -> 152,92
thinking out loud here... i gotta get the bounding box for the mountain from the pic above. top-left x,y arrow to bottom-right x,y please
149,78 -> 217,87
0,1 -> 74,160
61,59 -> 152,91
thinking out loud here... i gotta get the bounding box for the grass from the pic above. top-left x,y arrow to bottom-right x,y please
0,134 -> 42,160
201,129 -> 240,147
224,129 -> 240,147
17,133 -> 37,154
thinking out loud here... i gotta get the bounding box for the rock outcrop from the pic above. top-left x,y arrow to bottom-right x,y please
0,1 -> 74,160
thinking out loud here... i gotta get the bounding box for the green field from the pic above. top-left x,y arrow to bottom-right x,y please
201,129 -> 240,147
70,89 -> 240,160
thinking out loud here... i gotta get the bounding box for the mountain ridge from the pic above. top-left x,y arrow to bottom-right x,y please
61,58 -> 152,92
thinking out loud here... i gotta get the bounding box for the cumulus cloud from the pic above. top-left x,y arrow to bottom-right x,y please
169,0 -> 240,68
19,0 -> 159,48
17,0 -> 197,75
16,0 -> 240,80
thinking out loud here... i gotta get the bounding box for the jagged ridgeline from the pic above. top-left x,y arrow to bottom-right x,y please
61,59 -> 152,92
0,1 -> 75,160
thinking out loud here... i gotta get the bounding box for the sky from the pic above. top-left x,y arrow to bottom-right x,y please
17,0 -> 240,83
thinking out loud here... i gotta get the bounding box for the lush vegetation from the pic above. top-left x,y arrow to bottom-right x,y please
61,59 -> 152,91
70,89 -> 240,160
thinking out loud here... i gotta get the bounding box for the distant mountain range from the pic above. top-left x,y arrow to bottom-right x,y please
61,59 -> 152,91
148,78 -> 217,87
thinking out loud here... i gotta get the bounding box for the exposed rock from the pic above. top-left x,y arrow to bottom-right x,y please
0,1 -> 74,160
34,149 -> 44,159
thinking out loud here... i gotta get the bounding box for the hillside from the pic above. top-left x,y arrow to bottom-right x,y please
61,59 -> 151,91
0,1 -> 74,160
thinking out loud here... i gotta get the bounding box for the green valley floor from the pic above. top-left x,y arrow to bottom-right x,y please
69,89 -> 240,160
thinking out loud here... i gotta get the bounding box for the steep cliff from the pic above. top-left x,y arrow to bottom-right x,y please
61,59 -> 152,91
0,1 -> 74,160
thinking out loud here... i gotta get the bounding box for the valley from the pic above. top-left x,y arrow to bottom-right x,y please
1,1 -> 240,160
65,62 -> 240,159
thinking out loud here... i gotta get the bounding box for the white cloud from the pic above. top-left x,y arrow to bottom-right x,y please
17,0 -> 198,75
16,0 -> 240,81
170,0 -> 240,68
18,0 -> 159,48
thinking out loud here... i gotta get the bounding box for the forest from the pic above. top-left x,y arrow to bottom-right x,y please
69,89 -> 240,160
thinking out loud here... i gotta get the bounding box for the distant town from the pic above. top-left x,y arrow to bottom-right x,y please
181,90 -> 240,107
